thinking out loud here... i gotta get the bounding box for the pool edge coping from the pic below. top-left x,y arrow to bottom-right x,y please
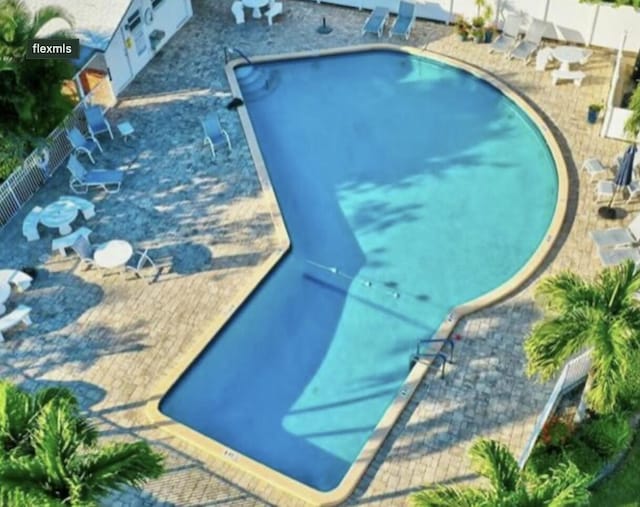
145,43 -> 569,507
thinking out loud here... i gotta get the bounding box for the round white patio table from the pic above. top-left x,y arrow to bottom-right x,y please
0,282 -> 10,315
551,46 -> 587,72
242,0 -> 269,18
40,200 -> 78,236
93,240 -> 133,269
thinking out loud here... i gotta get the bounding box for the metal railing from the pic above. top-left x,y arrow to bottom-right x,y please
518,350 -> 592,469
0,78 -> 116,229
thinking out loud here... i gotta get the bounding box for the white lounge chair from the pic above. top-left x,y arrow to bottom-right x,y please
85,105 -> 113,140
590,213 -> 640,250
58,195 -> 96,220
266,1 -> 283,26
598,246 -> 640,267
508,19 -> 546,64
66,127 -> 102,164
362,6 -> 390,37
126,248 -> 159,284
0,305 -> 32,342
0,270 -> 32,292
67,155 -> 123,194
51,227 -> 92,257
582,158 -> 608,181
389,1 -> 416,40
489,15 -> 522,55
22,206 -> 42,242
596,180 -> 639,202
202,113 -> 232,160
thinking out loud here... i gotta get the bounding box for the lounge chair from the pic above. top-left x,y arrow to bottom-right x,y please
489,14 -> 522,55
595,179 -> 640,203
590,213 -> 640,249
202,113 -> 232,160
598,246 -> 640,267
362,7 -> 390,37
66,127 -> 102,164
389,1 -> 416,40
0,305 -> 32,342
508,19 -> 546,64
22,206 -> 42,242
581,158 -> 608,181
67,155 -> 123,194
85,105 -> 113,140
0,270 -> 32,292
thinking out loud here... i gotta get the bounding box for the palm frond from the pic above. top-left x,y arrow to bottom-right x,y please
534,272 -> 595,314
0,455 -> 67,505
529,461 -> 591,506
0,381 -> 34,454
69,442 -> 164,503
468,438 -> 520,494
30,5 -> 73,38
408,485 -> 491,507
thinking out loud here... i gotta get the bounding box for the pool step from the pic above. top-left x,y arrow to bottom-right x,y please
236,66 -> 273,101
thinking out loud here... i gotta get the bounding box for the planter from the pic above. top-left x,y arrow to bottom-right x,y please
484,30 -> 494,43
587,108 -> 600,124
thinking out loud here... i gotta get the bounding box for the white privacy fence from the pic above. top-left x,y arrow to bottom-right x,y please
0,78 -> 116,229
517,350 -> 592,469
318,0 -> 640,52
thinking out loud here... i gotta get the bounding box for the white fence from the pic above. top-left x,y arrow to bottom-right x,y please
517,350 -> 592,469
318,0 -> 640,52
0,78 -> 116,229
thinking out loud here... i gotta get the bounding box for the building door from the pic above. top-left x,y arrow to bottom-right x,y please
105,27 -> 134,96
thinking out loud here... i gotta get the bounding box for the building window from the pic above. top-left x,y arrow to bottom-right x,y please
151,0 -> 164,9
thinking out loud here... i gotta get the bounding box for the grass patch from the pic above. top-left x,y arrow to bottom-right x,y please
591,433 -> 640,506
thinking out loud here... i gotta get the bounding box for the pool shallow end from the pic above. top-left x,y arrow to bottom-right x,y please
146,43 -> 568,506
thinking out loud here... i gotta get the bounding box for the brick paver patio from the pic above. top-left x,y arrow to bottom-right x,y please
0,0 -> 633,505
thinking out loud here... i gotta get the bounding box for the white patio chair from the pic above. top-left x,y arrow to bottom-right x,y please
508,19 -> 546,64
581,158 -> 608,181
590,213 -> 640,250
266,1 -> 283,26
202,112 -> 232,160
489,15 -> 522,55
126,248 -> 159,284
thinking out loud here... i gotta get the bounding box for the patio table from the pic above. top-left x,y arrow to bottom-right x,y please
40,200 -> 78,236
0,282 -> 10,315
551,46 -> 588,72
93,240 -> 133,270
242,0 -> 269,18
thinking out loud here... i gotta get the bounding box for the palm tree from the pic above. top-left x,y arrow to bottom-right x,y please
524,260 -> 640,417
409,438 -> 591,506
0,381 -> 164,506
625,84 -> 640,140
0,0 -> 75,135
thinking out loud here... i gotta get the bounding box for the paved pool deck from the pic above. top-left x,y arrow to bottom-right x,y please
0,0 -> 633,505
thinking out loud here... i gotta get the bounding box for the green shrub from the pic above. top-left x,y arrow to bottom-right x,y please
578,414 -> 632,458
526,444 -> 564,475
0,132 -> 27,182
563,439 -> 604,475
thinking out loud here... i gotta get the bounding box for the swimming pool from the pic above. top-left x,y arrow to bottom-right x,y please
154,46 -> 566,505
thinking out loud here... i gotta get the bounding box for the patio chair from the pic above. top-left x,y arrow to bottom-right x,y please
508,19 -> 546,64
535,47 -> 553,71
69,235 -> 95,268
84,105 -> 114,140
201,112 -> 232,160
67,155 -> 123,194
590,213 -> 640,250
389,1 -> 416,40
598,245 -> 640,267
52,227 -> 93,257
489,14 -> 522,55
362,7 -> 390,37
595,179 -> 639,203
231,1 -> 245,24
66,127 -> 102,164
0,269 -> 32,292
581,158 -> 608,181
266,1 -> 283,26
126,248 -> 159,284
0,305 -> 32,342
22,206 -> 42,242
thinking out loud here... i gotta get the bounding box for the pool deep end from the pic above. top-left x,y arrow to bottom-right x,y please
149,45 -> 568,506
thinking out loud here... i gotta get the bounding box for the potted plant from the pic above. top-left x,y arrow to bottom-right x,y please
484,21 -> 497,43
454,15 -> 471,41
471,16 -> 485,43
588,103 -> 603,124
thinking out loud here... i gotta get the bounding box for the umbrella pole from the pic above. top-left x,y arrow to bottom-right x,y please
607,187 -> 618,209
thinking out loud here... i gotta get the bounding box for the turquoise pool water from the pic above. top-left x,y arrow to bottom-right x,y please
160,50 -> 558,492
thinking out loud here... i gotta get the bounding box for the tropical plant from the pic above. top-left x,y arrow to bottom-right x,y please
0,0 -> 76,137
577,413 -> 632,457
408,438 -> 591,506
524,260 -> 640,417
624,84 -> 640,140
0,381 -> 164,506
